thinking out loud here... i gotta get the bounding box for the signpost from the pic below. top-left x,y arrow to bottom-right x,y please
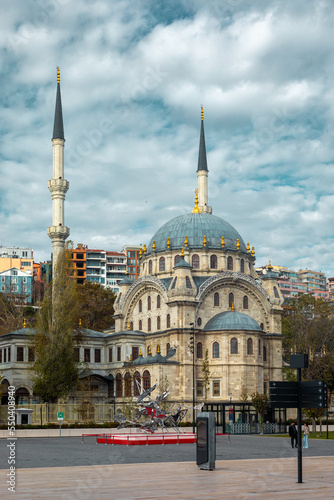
269,354 -> 328,484
57,411 -> 64,437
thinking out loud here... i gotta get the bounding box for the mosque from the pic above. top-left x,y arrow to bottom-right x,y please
0,71 -> 283,414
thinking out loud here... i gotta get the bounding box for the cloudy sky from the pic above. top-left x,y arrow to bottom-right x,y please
1,0 -> 334,277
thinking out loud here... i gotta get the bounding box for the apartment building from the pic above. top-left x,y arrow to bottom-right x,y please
122,245 -> 141,281
0,268 -> 33,304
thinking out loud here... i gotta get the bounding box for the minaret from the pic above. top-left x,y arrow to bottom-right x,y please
197,106 -> 212,214
47,67 -> 70,277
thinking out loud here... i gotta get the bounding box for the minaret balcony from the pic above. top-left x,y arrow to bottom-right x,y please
47,226 -> 70,240
48,179 -> 69,193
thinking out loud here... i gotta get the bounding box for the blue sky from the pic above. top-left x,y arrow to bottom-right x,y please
1,0 -> 334,277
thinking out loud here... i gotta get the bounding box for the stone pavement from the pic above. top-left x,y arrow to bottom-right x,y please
2,456 -> 334,499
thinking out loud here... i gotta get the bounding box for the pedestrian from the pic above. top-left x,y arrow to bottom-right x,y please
289,421 -> 298,448
303,423 -> 309,449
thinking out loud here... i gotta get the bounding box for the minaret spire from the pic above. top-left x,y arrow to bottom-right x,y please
47,67 -> 70,278
196,106 -> 212,213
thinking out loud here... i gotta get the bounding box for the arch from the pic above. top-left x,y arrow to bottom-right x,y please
260,323 -> 264,331
227,256 -> 233,270
247,338 -> 253,355
243,295 -> 248,309
15,387 -> 30,404
166,343 -> 170,355
192,254 -> 200,269
258,339 -> 261,356
116,373 -> 122,397
139,299 -> 142,313
197,342 -> 203,359
157,316 -> 161,330
212,341 -> 220,358
159,256 -> 165,272
230,337 -> 238,354
139,319 -> 142,330
229,292 -> 234,308
157,295 -> 161,308
240,259 -> 245,273
130,321 -> 133,330
124,372 -> 131,397
210,254 -> 217,269
174,255 -> 181,265
148,260 -> 153,274
143,370 -> 151,391
148,318 -> 151,332
147,295 -> 151,310
166,314 -> 171,328
214,292 -> 219,306
134,371 -> 141,396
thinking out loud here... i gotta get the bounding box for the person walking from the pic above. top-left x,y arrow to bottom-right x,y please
289,421 -> 298,448
303,423 -> 309,449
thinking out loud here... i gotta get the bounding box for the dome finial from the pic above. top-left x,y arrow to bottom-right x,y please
201,105 -> 204,121
57,66 -> 60,83
268,260 -> 273,270
181,247 -> 184,256
167,236 -> 171,249
192,188 -> 201,213
221,236 -> 225,248
23,318 -> 26,328
231,302 -> 235,312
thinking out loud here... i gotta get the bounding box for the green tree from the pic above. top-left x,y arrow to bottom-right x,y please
282,295 -> 334,399
32,250 -> 82,403
0,294 -> 34,335
78,282 -> 116,331
251,392 -> 269,434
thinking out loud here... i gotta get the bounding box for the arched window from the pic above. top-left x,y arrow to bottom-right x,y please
157,316 -> 161,330
197,342 -> 203,359
210,254 -> 217,269
148,318 -> 151,332
263,345 -> 267,362
139,320 -> 142,331
124,372 -> 131,397
134,371 -> 141,396
167,314 -> 170,328
157,295 -> 161,308
247,338 -> 253,355
166,343 -> 170,355
243,296 -> 248,309
214,292 -> 219,306
139,299 -> 142,313
192,254 -> 200,269
148,260 -> 152,274
258,339 -> 261,356
186,276 -> 192,288
197,317 -> 202,326
260,323 -> 264,331
116,373 -> 122,397
143,370 -> 151,391
229,292 -> 234,308
227,256 -> 233,270
212,342 -> 220,358
273,286 -> 279,298
159,257 -> 165,272
230,337 -> 238,354
240,259 -> 245,273
174,255 -> 181,265
130,321 -> 133,330
147,296 -> 151,310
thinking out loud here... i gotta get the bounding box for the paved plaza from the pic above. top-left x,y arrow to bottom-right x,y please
1,434 -> 334,499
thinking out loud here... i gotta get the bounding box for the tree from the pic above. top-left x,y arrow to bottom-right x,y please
0,294 -> 35,335
282,295 -> 334,399
201,349 -> 211,399
251,392 -> 269,434
78,282 -> 116,331
32,250 -> 82,403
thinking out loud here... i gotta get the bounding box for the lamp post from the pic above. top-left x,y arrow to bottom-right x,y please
228,392 -> 232,444
190,323 -> 195,434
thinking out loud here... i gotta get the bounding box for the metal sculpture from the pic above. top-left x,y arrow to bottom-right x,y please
114,382 -> 203,433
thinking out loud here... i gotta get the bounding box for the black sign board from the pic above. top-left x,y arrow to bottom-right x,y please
269,380 -> 328,409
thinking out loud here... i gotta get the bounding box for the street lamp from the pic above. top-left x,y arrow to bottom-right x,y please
190,322 -> 195,434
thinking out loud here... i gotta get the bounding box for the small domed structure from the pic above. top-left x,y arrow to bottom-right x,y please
205,311 -> 262,331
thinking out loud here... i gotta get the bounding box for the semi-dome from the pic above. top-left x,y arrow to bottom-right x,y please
204,311 -> 262,331
147,213 -> 246,254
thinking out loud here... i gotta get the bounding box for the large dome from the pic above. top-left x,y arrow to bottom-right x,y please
205,311 -> 262,331
147,213 -> 246,254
